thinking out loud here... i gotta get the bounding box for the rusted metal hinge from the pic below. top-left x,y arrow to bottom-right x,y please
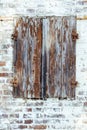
11,30 -> 18,41
70,80 -> 78,88
10,76 -> 18,87
71,30 -> 78,41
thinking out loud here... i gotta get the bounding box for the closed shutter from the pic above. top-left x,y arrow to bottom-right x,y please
12,16 -> 77,99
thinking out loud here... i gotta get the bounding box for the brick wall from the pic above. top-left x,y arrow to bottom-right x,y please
0,0 -> 87,130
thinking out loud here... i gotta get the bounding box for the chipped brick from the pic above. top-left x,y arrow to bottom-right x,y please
25,120 -> 33,124
19,125 -> 27,129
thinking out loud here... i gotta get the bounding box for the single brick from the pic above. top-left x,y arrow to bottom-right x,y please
35,102 -> 43,106
29,125 -> 47,129
26,108 -> 32,112
0,79 -> 5,83
2,114 -> 8,118
19,125 -> 27,129
10,114 -> 19,118
0,73 -> 13,77
2,44 -> 10,49
25,120 -> 33,124
0,61 -> 6,66
23,113 -> 32,118
16,120 -> 23,123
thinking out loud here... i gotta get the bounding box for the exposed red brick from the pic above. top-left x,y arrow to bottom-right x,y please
25,120 -> 33,124
26,108 -> 32,112
19,125 -> 27,129
0,73 -> 13,77
0,62 -> 6,66
29,125 -> 47,129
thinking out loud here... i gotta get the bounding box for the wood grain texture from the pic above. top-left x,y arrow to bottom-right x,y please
13,16 -> 76,99
13,17 -> 42,98
61,16 -> 76,99
42,17 -> 62,98
26,18 -> 42,98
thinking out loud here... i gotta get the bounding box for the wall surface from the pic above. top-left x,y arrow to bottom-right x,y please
0,0 -> 87,130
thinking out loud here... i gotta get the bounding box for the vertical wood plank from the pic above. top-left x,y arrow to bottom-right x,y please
44,17 -> 62,98
13,18 -> 24,97
27,18 -> 42,98
55,17 -> 63,98
13,17 -> 42,98
44,16 -> 76,99
62,16 -> 76,99
61,16 -> 70,99
68,16 -> 76,99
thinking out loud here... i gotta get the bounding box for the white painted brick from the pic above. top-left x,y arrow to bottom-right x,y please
0,0 -> 87,130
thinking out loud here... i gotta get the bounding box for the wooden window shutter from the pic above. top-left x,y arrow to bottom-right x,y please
11,16 -> 77,99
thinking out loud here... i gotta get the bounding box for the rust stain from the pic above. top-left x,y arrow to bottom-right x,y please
10,76 -> 18,88
68,55 -> 76,66
50,86 -> 55,97
16,52 -> 23,71
29,19 -> 42,98
71,29 -> 78,41
70,80 -> 78,88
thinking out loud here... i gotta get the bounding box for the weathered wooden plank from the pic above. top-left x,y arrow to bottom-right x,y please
44,16 -> 76,99
13,17 -> 42,98
68,17 -> 76,99
44,17 -> 62,98
55,18 -> 63,98
13,18 -> 24,97
61,17 -> 70,99
27,18 -> 42,98
62,16 -> 76,99
33,18 -> 42,98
